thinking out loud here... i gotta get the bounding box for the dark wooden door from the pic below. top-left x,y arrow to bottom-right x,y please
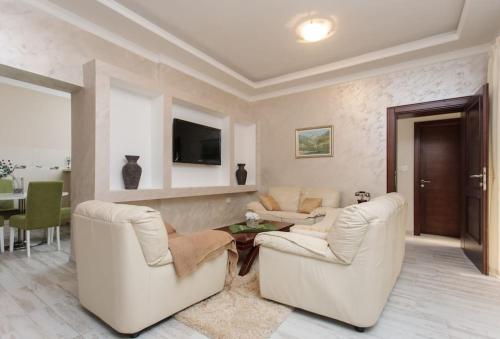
415,119 -> 462,237
463,84 -> 489,274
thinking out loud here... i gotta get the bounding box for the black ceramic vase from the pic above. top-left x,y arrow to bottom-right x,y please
122,155 -> 142,189
235,163 -> 247,185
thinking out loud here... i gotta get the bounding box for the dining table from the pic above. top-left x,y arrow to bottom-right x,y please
0,191 -> 69,250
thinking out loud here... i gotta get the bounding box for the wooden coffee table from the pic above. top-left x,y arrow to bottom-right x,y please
217,221 -> 293,276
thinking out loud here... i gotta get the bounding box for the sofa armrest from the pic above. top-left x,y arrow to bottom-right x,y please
310,206 -> 337,217
290,227 -> 327,239
247,201 -> 267,212
255,231 -> 342,264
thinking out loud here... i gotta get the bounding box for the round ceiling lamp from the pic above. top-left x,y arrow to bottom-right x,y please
296,18 -> 335,43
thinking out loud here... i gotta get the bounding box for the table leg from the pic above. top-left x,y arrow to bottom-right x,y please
239,246 -> 260,276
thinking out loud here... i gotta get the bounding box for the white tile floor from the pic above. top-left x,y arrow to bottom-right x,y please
0,232 -> 499,338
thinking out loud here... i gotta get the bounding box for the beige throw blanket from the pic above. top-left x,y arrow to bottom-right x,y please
167,226 -> 238,285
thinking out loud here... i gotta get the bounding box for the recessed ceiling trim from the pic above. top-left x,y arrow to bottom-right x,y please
250,43 -> 489,101
25,0 -> 482,102
96,0 -> 255,87
94,0 -> 469,88
255,31 -> 460,87
24,0 -> 251,100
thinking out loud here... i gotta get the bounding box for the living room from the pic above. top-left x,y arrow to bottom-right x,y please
0,0 -> 500,338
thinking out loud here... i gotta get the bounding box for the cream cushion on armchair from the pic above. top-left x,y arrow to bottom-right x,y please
73,201 -> 228,336
75,200 -> 171,266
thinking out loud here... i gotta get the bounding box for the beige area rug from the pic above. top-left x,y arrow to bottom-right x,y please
175,270 -> 293,339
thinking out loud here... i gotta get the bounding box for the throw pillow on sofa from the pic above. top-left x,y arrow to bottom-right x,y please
268,186 -> 301,211
260,195 -> 281,211
300,187 -> 341,208
299,197 -> 323,213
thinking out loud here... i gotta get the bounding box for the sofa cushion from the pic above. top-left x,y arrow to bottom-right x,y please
269,187 -> 301,212
299,198 -> 322,213
326,204 -> 368,264
247,201 -> 267,212
271,211 -> 312,220
75,200 -> 169,266
292,207 -> 342,233
254,210 -> 317,224
300,187 -> 340,208
260,195 -> 281,211
255,231 -> 342,263
284,217 -> 317,225
254,211 -> 283,222
290,228 -> 327,239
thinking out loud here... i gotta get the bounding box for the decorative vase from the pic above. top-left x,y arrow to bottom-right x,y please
12,176 -> 24,194
246,219 -> 259,228
122,155 -> 142,189
235,163 -> 247,185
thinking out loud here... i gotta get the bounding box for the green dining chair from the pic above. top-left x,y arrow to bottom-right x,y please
0,179 -> 17,217
9,181 -> 63,257
47,206 -> 71,244
0,215 -> 4,253
60,207 -> 71,225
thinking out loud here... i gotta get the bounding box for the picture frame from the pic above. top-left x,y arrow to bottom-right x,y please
295,125 -> 333,158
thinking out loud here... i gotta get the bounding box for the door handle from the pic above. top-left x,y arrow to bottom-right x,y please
470,167 -> 487,191
420,179 -> 430,188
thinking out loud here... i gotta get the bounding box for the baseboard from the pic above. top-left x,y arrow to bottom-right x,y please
488,266 -> 500,278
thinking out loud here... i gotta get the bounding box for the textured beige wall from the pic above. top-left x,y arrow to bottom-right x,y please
251,54 -> 488,206
397,113 -> 462,235
0,0 -> 254,231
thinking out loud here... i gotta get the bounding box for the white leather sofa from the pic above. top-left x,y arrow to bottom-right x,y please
255,193 -> 407,331
247,186 -> 341,225
73,201 -> 228,337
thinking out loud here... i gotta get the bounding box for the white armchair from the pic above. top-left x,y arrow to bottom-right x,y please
73,201 -> 228,337
255,193 -> 407,331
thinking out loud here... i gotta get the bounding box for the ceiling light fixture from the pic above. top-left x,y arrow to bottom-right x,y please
297,18 -> 334,43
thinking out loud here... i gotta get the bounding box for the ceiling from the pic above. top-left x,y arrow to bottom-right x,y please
34,0 -> 500,100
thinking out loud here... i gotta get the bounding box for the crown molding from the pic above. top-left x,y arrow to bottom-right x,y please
249,43 -> 490,101
25,0 -> 479,102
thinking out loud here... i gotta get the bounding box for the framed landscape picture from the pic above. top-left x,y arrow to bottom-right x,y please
295,125 -> 333,158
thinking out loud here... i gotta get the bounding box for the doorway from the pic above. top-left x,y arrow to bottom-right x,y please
0,65 -> 79,255
414,119 -> 462,238
386,85 -> 489,274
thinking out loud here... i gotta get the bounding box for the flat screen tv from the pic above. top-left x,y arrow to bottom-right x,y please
172,118 -> 221,165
